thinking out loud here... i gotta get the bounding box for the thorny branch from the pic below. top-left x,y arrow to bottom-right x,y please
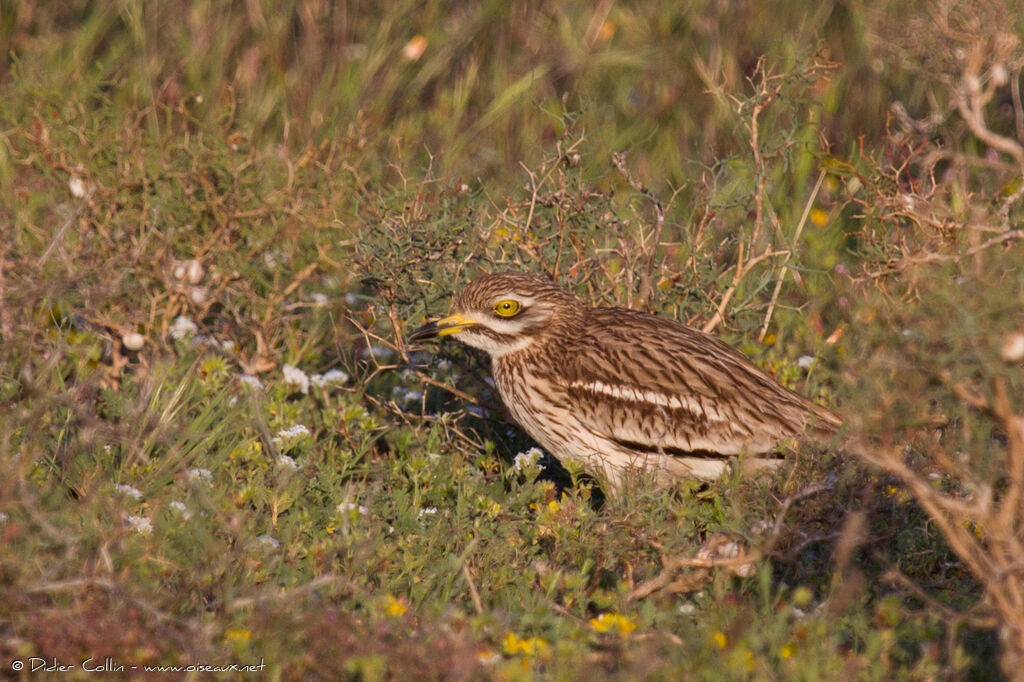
611,151 -> 666,310
627,478 -> 834,601
849,371 -> 1024,674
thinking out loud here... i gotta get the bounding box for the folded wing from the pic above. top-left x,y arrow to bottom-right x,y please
560,308 -> 841,459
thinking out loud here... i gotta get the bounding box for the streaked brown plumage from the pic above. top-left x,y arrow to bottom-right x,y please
410,272 -> 841,490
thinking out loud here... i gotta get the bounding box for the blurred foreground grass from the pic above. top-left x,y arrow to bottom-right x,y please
2,1 -> 1024,679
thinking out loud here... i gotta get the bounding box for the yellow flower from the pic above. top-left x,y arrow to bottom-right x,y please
963,519 -> 985,539
781,642 -> 797,659
385,595 -> 408,617
792,586 -> 814,607
547,499 -> 560,513
502,633 -> 549,656
810,208 -> 829,226
713,631 -> 728,649
225,629 -> 251,642
590,612 -> 638,635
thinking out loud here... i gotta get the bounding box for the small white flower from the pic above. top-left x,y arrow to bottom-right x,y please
68,176 -> 87,198
168,501 -> 192,520
276,454 -> 299,470
427,452 -> 441,461
797,355 -> 815,369
309,292 -> 328,305
272,424 -> 310,444
126,515 -> 153,534
256,534 -> 281,549
0,512 -> 9,524
283,364 -> 310,394
183,259 -> 204,284
169,316 -> 198,339
1001,332 -> 1024,363
678,603 -> 697,615
392,386 -> 423,404
239,374 -> 264,390
114,483 -> 143,500
992,64 -> 1010,87
220,339 -> 236,352
513,447 -> 544,471
188,284 -> 207,303
311,368 -> 350,387
362,345 -> 394,360
344,292 -> 359,306
717,541 -> 741,558
732,562 -> 757,578
122,332 -> 145,351
418,507 -> 438,518
186,468 -> 213,484
263,251 -> 280,268
337,502 -> 368,516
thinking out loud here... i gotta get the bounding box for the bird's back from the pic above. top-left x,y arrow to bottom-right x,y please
552,306 -> 840,463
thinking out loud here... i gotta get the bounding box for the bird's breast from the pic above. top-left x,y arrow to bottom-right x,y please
491,354 -> 580,448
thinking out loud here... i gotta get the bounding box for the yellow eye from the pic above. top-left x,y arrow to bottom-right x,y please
493,299 -> 521,317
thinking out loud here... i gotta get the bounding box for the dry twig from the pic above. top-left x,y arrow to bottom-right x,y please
627,478 -> 834,601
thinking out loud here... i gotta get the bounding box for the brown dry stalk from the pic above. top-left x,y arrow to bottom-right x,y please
702,246 -> 789,334
849,373 -> 1024,675
758,169 -> 826,341
627,479 -> 833,601
610,151 -> 666,310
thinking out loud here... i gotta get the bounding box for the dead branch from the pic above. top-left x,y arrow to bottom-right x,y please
627,479 -> 833,601
610,151 -> 667,310
759,169 -> 826,340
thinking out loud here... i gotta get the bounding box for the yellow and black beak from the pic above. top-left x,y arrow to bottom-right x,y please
408,313 -> 479,341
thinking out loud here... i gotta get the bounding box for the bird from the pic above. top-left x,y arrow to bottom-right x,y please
409,272 -> 841,491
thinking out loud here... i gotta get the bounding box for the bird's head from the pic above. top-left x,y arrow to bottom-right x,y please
409,272 -> 581,356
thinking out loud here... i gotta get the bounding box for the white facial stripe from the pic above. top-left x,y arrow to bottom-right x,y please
570,380 -> 726,421
481,317 -> 529,335
456,329 -> 534,357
